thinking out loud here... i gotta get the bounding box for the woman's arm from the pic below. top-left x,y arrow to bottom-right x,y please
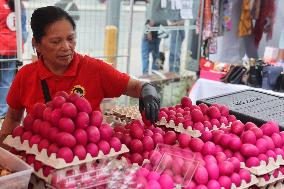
123,78 -> 143,98
123,78 -> 160,123
0,107 -> 24,147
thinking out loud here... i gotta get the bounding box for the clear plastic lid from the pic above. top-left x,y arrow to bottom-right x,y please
147,144 -> 199,188
49,158 -> 140,189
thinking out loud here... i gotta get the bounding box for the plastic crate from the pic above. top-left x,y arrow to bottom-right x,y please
196,89 -> 284,130
0,147 -> 33,189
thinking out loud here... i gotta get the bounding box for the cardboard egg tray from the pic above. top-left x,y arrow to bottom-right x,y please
32,166 -> 52,183
4,135 -> 129,169
262,182 -> 284,189
107,115 -> 131,126
109,105 -> 141,120
275,155 -> 284,166
257,171 -> 284,187
258,181 -> 284,189
156,117 -> 231,138
32,160 -> 100,184
230,174 -> 258,189
240,157 -> 280,176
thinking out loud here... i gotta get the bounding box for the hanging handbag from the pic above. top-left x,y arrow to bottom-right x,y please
262,66 -> 283,90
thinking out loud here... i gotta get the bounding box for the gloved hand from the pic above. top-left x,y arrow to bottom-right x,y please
139,83 -> 160,123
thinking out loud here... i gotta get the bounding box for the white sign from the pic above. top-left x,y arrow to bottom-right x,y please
180,0 -> 193,19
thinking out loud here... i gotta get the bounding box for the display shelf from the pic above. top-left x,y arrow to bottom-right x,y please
4,135 -> 129,169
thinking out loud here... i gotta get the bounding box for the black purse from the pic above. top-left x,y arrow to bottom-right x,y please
221,65 -> 247,84
247,60 -> 266,87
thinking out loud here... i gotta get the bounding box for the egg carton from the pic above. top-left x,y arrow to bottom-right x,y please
259,181 -> 284,189
241,157 -> 280,176
174,177 -> 258,189
4,135 -> 129,169
110,105 -> 141,121
32,165 -> 52,183
47,158 -> 139,189
257,171 -> 284,187
231,174 -> 259,189
32,161 -> 101,184
107,115 -> 129,126
157,117 -> 231,138
275,155 -> 284,166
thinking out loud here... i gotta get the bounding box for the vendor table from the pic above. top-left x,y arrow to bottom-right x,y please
189,78 -> 284,104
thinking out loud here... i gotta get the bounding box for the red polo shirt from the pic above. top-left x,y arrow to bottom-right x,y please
0,0 -> 17,56
7,53 -> 130,113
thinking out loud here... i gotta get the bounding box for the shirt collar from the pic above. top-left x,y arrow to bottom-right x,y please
38,53 -> 80,80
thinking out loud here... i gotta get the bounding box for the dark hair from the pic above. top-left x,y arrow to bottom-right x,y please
7,0 -> 25,12
7,0 -> 15,11
31,6 -> 76,43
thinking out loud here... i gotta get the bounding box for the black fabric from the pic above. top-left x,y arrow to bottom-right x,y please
139,83 -> 160,123
40,80 -> 51,103
247,65 -> 263,87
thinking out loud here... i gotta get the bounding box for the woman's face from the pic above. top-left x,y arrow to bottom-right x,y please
35,19 -> 76,71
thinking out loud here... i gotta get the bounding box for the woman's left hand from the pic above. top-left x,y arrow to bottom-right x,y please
139,83 -> 160,123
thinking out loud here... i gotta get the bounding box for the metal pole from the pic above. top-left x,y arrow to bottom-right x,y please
15,0 -> 23,63
196,0 -> 205,76
106,0 -> 121,27
105,0 -> 121,67
126,0 -> 134,74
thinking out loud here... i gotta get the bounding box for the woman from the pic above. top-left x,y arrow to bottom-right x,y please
0,6 -> 160,142
0,0 -> 27,119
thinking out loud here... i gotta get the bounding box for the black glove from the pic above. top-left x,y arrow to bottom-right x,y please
139,83 -> 160,123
